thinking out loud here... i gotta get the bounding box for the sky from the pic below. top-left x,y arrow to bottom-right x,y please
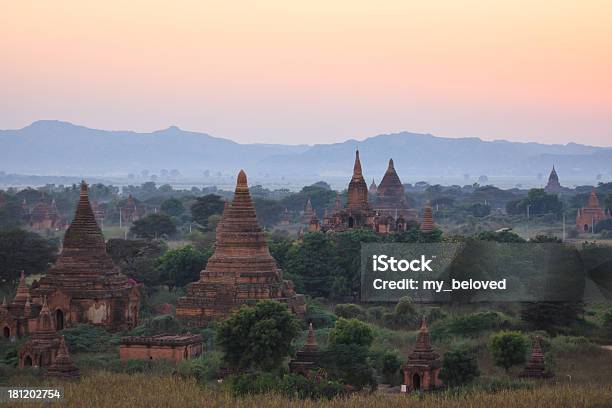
1,1 -> 611,146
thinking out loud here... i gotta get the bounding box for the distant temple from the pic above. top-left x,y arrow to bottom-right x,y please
544,166 -> 563,193
119,334 -> 203,364
420,203 -> 435,233
316,151 -> 424,234
25,197 -> 66,230
119,194 -> 144,224
520,337 -> 553,379
576,189 -> 610,233
289,323 -> 321,377
401,319 -> 443,393
31,181 -> 140,333
369,179 -> 378,194
302,198 -> 315,223
280,208 -> 290,225
176,170 -> 306,327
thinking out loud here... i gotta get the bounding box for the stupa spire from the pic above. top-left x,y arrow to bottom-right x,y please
44,336 -> 81,380
353,150 -> 363,177
420,202 -> 435,233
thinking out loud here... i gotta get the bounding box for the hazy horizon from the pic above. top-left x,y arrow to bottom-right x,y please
2,1 -> 611,145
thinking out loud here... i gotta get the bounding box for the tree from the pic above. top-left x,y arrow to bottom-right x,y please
325,318 -> 376,390
0,229 -> 57,289
160,198 -> 185,217
506,189 -> 562,216
190,195 -> 225,229
490,331 -> 528,372
520,302 -> 583,333
476,230 -> 526,243
106,239 -> 167,286
216,301 -> 300,371
595,218 -> 612,234
468,203 -> 491,218
130,214 -> 176,239
284,232 -> 335,297
439,346 -> 480,386
332,230 -> 380,299
0,196 -> 23,230
380,351 -> 402,385
253,198 -> 284,227
154,245 -> 210,289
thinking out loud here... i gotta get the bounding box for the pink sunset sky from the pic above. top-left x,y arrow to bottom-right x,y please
1,1 -> 611,146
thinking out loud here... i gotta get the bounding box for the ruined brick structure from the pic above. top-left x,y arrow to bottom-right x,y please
576,189 -> 610,233
176,170 -> 306,327
119,194 -> 143,223
401,319 -> 443,392
44,336 -> 80,380
27,198 -> 65,230
1,272 -> 41,339
302,198 -> 315,224
119,334 -> 203,364
18,297 -> 61,369
32,181 -> 140,332
520,337 -> 553,379
544,166 -> 562,193
289,323 -> 321,376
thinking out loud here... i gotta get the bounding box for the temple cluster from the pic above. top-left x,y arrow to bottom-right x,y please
306,151 -> 434,234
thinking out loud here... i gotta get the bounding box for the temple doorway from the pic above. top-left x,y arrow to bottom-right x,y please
348,217 -> 354,228
3,326 -> 9,338
55,309 -> 64,330
584,224 -> 589,232
24,356 -> 32,366
412,373 -> 421,391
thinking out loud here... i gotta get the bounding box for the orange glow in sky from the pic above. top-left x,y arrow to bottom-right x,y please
1,1 -> 611,145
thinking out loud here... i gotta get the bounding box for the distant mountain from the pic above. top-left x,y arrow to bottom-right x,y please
1,121 -> 611,184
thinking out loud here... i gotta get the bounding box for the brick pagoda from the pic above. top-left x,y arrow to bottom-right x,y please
19,297 -> 61,369
176,170 -> 306,326
520,337 -> 553,379
576,189 -> 610,233
401,319 -> 442,393
44,336 -> 80,380
289,323 -> 321,377
420,203 -> 436,233
32,181 -> 140,332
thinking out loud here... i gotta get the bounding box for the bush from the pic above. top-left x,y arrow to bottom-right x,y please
228,372 -> 346,400
61,324 -> 115,353
303,302 -> 337,328
432,311 -> 513,339
490,331 -> 528,372
334,304 -> 366,320
177,352 -> 223,382
550,335 -> 599,354
379,351 -> 402,385
440,346 -> 480,387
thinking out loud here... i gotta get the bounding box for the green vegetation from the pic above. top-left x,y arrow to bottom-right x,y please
490,331 -> 528,372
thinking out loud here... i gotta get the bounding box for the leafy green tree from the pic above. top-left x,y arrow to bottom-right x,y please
506,188 -> 563,216
154,245 -> 210,289
160,198 -> 185,217
216,301 -> 300,371
284,232 -> 335,297
0,229 -> 57,289
595,218 -> 612,234
130,214 -> 176,239
490,331 -> 528,372
332,230 -> 380,298
468,203 -> 491,218
253,198 -> 284,227
190,195 -> 224,229
439,346 -> 480,386
520,302 -> 583,333
0,196 -> 23,230
106,238 -> 167,286
380,351 -> 402,385
325,318 -> 376,390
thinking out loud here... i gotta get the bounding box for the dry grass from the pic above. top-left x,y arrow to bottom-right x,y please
7,371 -> 612,408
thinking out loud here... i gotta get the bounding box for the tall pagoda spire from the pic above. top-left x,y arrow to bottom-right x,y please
62,181 -> 106,252
12,271 -> 30,305
520,337 -> 552,378
347,150 -> 369,210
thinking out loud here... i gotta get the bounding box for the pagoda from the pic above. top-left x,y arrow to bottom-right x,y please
401,318 -> 443,392
576,189 -> 610,233
420,203 -> 435,233
303,198 -> 315,223
0,271 -> 42,339
19,297 -> 61,369
176,170 -> 306,327
520,337 -> 553,379
44,336 -> 80,380
289,323 -> 321,377
280,208 -> 290,225
374,158 -> 417,222
369,179 -> 378,194
32,181 -> 140,332
544,166 -> 562,193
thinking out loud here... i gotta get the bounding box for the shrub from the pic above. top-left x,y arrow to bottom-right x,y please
334,304 -> 366,320
490,331 -> 528,372
303,302 -> 337,328
177,352 -> 223,382
432,311 -> 513,339
380,351 -> 402,385
440,346 -> 480,387
61,324 -> 114,353
550,335 -> 599,354
228,372 -> 346,400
